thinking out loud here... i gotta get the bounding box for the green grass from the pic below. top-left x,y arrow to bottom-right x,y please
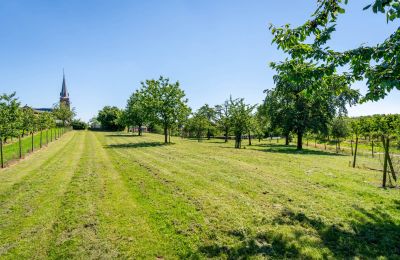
0,131 -> 399,259
2,128 -> 65,166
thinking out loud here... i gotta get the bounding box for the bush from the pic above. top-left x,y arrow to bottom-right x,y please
71,119 -> 87,130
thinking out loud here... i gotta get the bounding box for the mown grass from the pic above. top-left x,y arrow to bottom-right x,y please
2,128 -> 65,166
0,131 -> 399,259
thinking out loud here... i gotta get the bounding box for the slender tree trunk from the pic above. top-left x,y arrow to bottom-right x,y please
352,135 -> 359,168
40,130 -> 43,148
371,140 -> 374,158
382,135 -> 388,187
31,132 -> 34,152
0,138 -> 3,168
51,128 -> 53,142
169,129 -> 171,143
248,131 -> 252,146
324,138 -> 327,150
138,124 -> 142,136
164,126 -> 168,143
314,138 -> 317,148
207,129 -> 211,140
297,131 -> 303,150
351,140 -> 353,156
19,135 -> 22,159
382,136 -> 397,182
306,138 -> 308,146
224,128 -> 228,142
285,134 -> 289,145
46,129 -> 48,145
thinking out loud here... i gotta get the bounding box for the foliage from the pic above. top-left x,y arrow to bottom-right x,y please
269,0 -> 400,101
215,99 -> 232,142
139,76 -> 190,143
0,92 -> 21,141
52,103 -> 75,126
71,119 -> 87,130
97,106 -> 124,131
228,97 -> 255,148
125,89 -> 149,135
267,59 -> 359,149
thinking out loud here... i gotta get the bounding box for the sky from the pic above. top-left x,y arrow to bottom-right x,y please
0,0 -> 399,121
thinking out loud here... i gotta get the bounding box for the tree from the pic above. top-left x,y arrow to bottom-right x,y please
215,100 -> 231,142
52,103 -> 74,126
125,89 -> 148,136
269,0 -> 400,101
0,93 -> 21,168
197,104 -> 215,140
140,76 -> 190,143
331,117 -> 349,153
97,106 -> 124,131
269,59 -> 359,150
228,97 -> 254,149
186,112 -> 209,141
71,119 -> 87,130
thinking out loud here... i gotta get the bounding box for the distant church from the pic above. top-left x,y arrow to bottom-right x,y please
59,72 -> 70,109
33,72 -> 70,113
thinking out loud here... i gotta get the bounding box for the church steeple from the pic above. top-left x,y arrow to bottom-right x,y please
60,70 -> 70,108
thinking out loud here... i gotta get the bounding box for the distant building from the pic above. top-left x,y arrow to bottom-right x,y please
59,71 -> 70,109
31,72 -> 70,113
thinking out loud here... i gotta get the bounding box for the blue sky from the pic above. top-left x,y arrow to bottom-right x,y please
0,0 -> 399,121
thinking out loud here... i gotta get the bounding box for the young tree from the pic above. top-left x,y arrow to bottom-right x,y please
0,93 -> 21,168
197,104 -> 215,140
215,100 -> 231,142
331,117 -> 349,153
125,89 -> 148,136
228,98 -> 255,149
52,103 -> 74,127
141,76 -> 190,143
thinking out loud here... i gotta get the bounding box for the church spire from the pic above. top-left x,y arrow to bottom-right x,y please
60,69 -> 68,98
60,70 -> 70,108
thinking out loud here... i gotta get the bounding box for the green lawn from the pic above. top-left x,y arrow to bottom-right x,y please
0,131 -> 399,259
2,128 -> 65,166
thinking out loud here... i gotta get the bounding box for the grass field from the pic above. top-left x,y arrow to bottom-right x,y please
1,128 -> 66,166
0,131 -> 399,259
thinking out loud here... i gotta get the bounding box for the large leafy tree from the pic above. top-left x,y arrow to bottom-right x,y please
269,0 -> 400,101
268,59 -> 359,150
97,106 -> 124,131
141,76 -> 190,143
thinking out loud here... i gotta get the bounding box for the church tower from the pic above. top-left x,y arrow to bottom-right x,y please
60,71 -> 70,109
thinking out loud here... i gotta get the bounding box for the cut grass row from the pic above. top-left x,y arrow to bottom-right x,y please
0,131 -> 399,258
1,128 -> 67,167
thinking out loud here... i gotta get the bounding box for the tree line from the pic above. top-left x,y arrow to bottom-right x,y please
0,92 -> 75,168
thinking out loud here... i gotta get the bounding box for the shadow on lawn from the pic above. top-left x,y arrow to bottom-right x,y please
251,143 -> 344,156
105,134 -> 141,137
106,141 -> 168,149
195,206 -> 400,259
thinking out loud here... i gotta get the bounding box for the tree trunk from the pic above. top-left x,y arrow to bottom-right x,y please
46,129 -> 49,145
40,130 -> 43,148
314,138 -> 317,148
207,129 -> 211,140
382,136 -> 397,182
382,135 -> 388,187
285,134 -> 289,145
224,128 -> 228,142
350,140 -> 353,156
31,132 -> 34,152
169,129 -> 171,143
371,140 -> 374,158
0,138 -> 3,168
138,125 -> 142,136
164,126 -> 168,143
248,131 -> 252,146
51,129 -> 53,142
297,131 -> 303,150
352,136 -> 358,168
19,135 -> 22,159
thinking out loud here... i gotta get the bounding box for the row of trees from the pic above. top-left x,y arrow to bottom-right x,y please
0,92 -> 74,168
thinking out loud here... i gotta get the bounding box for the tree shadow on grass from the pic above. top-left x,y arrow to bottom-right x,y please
251,143 -> 344,156
196,206 -> 400,259
105,134 -> 141,137
105,142 -> 168,149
